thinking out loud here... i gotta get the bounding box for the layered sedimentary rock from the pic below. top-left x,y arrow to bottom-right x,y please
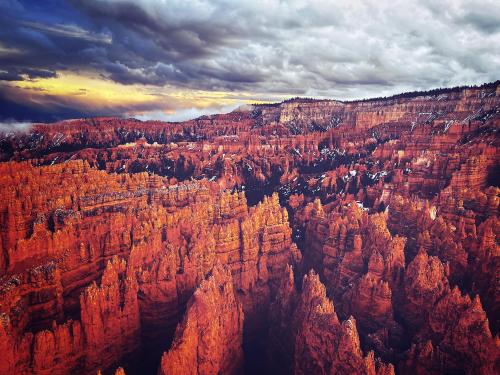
401,249 -> 499,375
269,267 -> 394,375
0,160 -> 299,374
158,265 -> 244,375
80,257 -> 140,370
298,196 -> 499,373
0,81 -> 498,374
0,256 -> 138,375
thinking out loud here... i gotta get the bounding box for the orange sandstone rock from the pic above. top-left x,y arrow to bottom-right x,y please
158,265 -> 244,375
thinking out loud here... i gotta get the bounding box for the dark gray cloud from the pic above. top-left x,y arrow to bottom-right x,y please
68,0 -> 499,97
0,83 -> 181,122
0,0 -> 499,123
0,84 -> 93,122
460,11 -> 500,33
0,68 -> 57,81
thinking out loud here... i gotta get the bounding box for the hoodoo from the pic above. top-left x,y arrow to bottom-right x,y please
0,82 -> 498,374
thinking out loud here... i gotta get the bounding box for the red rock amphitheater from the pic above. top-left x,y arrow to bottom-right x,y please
0,82 -> 498,374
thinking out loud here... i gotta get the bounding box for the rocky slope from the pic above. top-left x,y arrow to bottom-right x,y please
158,265 -> 244,375
268,266 -> 395,375
0,81 -> 498,374
0,160 -> 299,374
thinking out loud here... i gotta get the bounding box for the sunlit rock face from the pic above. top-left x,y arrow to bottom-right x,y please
158,265 -> 244,375
0,162 -> 298,374
0,82 -> 498,374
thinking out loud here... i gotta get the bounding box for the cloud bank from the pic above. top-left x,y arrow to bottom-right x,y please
0,120 -> 32,133
0,0 -> 499,123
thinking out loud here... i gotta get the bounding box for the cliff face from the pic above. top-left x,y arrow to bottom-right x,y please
0,256 -> 139,375
158,265 -> 244,375
268,267 -> 395,375
298,196 -> 499,373
0,160 -> 299,374
0,82 -> 498,374
80,257 -> 140,370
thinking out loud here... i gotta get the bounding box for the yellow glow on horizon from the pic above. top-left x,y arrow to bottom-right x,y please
10,70 -> 282,116
15,72 -> 155,105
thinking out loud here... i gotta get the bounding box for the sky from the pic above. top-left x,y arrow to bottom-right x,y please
0,0 -> 499,124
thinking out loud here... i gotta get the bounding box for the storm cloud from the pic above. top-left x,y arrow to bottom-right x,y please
0,0 -> 499,122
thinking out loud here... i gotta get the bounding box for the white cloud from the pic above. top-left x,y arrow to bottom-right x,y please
133,102 -> 244,122
0,121 -> 32,132
80,0 -> 499,98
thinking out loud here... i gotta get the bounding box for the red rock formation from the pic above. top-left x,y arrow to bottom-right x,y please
0,160 -> 299,374
0,256 -> 139,375
0,81 -> 498,374
402,248 -> 449,328
98,367 -> 126,375
80,256 -> 140,370
401,249 -> 499,374
0,317 -> 84,375
300,196 -> 499,373
269,268 -> 394,375
301,202 -> 403,334
158,265 -> 244,375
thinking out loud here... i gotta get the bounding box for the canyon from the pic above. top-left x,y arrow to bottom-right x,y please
0,81 -> 498,374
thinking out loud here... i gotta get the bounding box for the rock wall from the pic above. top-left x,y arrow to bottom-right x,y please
299,197 -> 499,373
158,265 -> 244,375
268,267 -> 395,375
0,161 -> 299,374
